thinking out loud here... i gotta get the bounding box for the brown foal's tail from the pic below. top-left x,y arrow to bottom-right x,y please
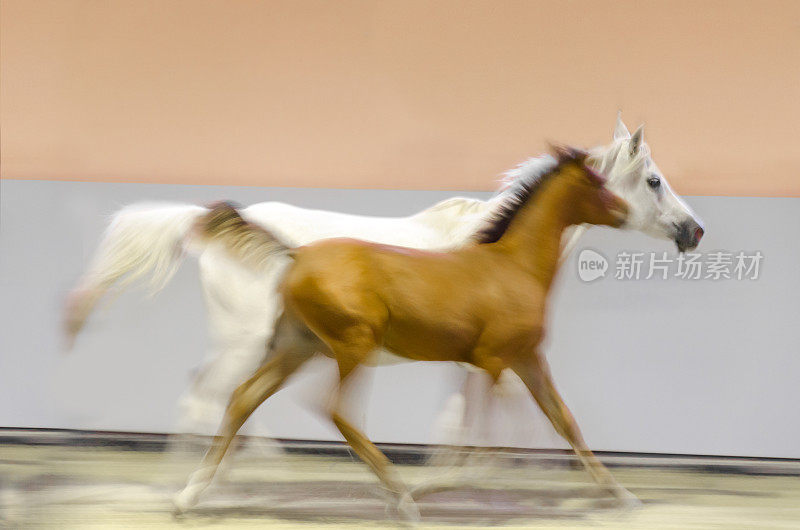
193,202 -> 293,270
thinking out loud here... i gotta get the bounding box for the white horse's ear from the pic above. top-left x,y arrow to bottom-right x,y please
613,112 -> 630,140
629,124 -> 644,155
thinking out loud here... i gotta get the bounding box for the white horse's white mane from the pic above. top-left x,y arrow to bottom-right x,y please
425,127 -> 655,236
500,133 -> 652,193
500,155 -> 558,190
484,143 -> 629,229
475,134 -> 655,246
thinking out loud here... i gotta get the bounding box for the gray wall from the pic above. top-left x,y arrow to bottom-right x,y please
1,178 -> 798,458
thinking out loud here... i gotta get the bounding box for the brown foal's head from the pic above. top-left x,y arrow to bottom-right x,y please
554,146 -> 629,229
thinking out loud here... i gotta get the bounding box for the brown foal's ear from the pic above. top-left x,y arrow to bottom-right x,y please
548,143 -> 606,184
549,143 -> 589,165
583,163 -> 607,186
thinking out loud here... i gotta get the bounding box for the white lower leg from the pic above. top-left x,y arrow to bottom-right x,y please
395,490 -> 421,522
173,465 -> 216,513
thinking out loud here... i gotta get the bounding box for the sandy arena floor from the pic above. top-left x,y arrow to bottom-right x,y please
1,439 -> 799,529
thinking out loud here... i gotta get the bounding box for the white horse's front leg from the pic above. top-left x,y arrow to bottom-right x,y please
430,369 -> 492,449
492,368 -> 564,449
416,370 -> 494,497
418,369 -> 560,498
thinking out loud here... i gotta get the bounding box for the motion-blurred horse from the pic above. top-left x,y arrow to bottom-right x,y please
174,148 -> 636,520
64,116 -> 704,455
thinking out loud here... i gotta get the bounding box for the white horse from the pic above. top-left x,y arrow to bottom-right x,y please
65,115 -> 704,453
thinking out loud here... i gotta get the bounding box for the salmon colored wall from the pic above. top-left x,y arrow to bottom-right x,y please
2,0 -> 798,196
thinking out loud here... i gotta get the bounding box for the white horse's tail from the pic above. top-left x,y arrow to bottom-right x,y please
192,201 -> 292,270
64,203 -> 208,347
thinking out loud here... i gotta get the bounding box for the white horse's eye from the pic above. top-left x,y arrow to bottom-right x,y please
647,176 -> 661,190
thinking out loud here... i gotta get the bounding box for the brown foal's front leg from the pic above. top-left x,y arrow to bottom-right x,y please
511,352 -> 639,505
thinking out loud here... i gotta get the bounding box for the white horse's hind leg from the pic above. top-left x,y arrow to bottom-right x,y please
174,251 -> 287,443
175,337 -> 270,435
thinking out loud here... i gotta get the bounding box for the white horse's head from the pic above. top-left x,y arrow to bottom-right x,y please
589,114 -> 705,252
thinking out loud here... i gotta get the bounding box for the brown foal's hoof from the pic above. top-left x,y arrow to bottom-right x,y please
613,485 -> 643,509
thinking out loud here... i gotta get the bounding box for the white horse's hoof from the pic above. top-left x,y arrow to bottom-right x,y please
395,492 -> 421,524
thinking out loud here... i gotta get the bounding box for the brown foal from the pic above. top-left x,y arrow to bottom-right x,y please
174,148 -> 635,518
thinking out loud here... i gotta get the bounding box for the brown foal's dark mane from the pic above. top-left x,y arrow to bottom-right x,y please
473,147 -> 589,244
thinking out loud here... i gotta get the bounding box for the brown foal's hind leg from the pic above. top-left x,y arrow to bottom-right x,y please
511,352 -> 639,506
173,317 -> 316,514
325,335 -> 419,522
